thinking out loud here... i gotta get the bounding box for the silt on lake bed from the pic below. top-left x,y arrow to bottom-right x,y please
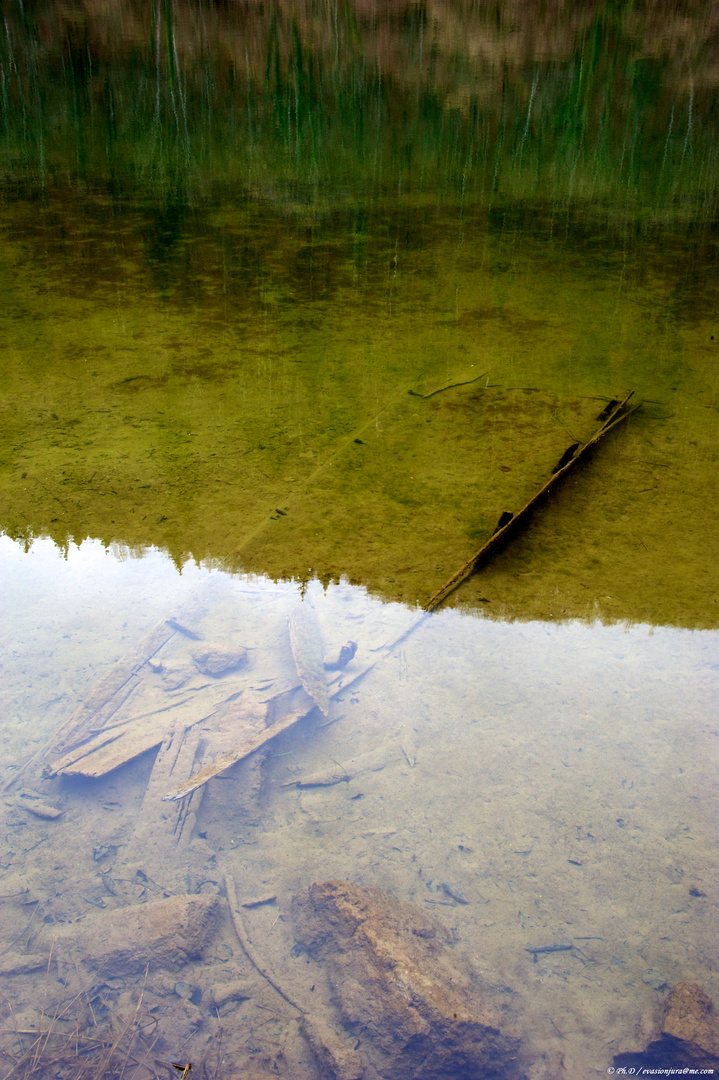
0,2 -> 717,1078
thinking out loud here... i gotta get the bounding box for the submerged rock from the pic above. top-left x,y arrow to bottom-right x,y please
292,880 -> 523,1080
300,1013 -> 363,1080
211,978 -> 255,1007
613,982 -> 719,1071
159,662 -> 197,690
192,645 -> 248,678
662,981 -> 719,1056
56,893 -> 219,975
0,953 -> 49,976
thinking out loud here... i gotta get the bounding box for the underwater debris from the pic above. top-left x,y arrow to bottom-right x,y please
525,943 -> 574,962
46,588 -> 211,761
292,880 -> 524,1080
0,982 -> 163,1080
161,691 -> 312,802
424,392 -> 640,612
439,881 -> 469,904
14,797 -> 63,820
287,601 -> 330,715
223,870 -> 301,1014
281,766 -> 351,789
325,640 -> 358,671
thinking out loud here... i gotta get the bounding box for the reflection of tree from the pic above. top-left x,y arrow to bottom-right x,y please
144,198 -> 189,296
0,0 -> 716,217
14,0 -> 719,88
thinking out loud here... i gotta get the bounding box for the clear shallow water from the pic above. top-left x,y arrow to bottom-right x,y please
1,2 -> 718,1077
1,539 -> 717,1077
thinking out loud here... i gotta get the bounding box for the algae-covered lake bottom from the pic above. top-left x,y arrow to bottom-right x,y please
2,184 -> 718,627
0,536 -> 716,1077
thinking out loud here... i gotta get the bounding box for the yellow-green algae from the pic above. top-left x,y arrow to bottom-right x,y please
1,0 -> 718,627
1,191 -> 717,627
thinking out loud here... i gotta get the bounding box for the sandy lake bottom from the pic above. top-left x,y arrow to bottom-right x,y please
0,538 -> 716,1079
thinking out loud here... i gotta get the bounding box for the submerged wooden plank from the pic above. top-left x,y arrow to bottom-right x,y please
162,690 -> 313,802
288,601 -> 329,716
48,622 -> 175,758
47,687 -> 254,779
46,585 -> 215,759
52,715 -> 176,779
45,696 -> 197,777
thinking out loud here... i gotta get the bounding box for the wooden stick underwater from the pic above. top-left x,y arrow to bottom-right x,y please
423,392 -> 639,613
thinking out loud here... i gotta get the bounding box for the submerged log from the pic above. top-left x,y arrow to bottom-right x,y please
52,893 -> 219,975
424,392 -> 639,612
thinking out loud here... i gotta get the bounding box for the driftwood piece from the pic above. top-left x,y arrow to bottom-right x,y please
45,696 -> 197,778
47,587 -> 213,758
123,723 -> 207,870
162,690 -> 313,802
288,601 -> 329,715
424,392 -> 639,612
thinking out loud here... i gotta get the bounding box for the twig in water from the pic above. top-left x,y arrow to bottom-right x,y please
223,870 -> 302,1014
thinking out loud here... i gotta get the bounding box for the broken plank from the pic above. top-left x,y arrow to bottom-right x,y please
45,696 -> 197,777
162,689 -> 314,802
123,725 -> 205,882
46,584 -> 215,758
46,684 -> 247,779
50,716 -> 174,779
49,628 -> 169,755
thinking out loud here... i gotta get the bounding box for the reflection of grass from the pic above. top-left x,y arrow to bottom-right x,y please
0,1 -> 716,222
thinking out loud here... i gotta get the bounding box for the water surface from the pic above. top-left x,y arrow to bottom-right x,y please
0,3 -> 717,1077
